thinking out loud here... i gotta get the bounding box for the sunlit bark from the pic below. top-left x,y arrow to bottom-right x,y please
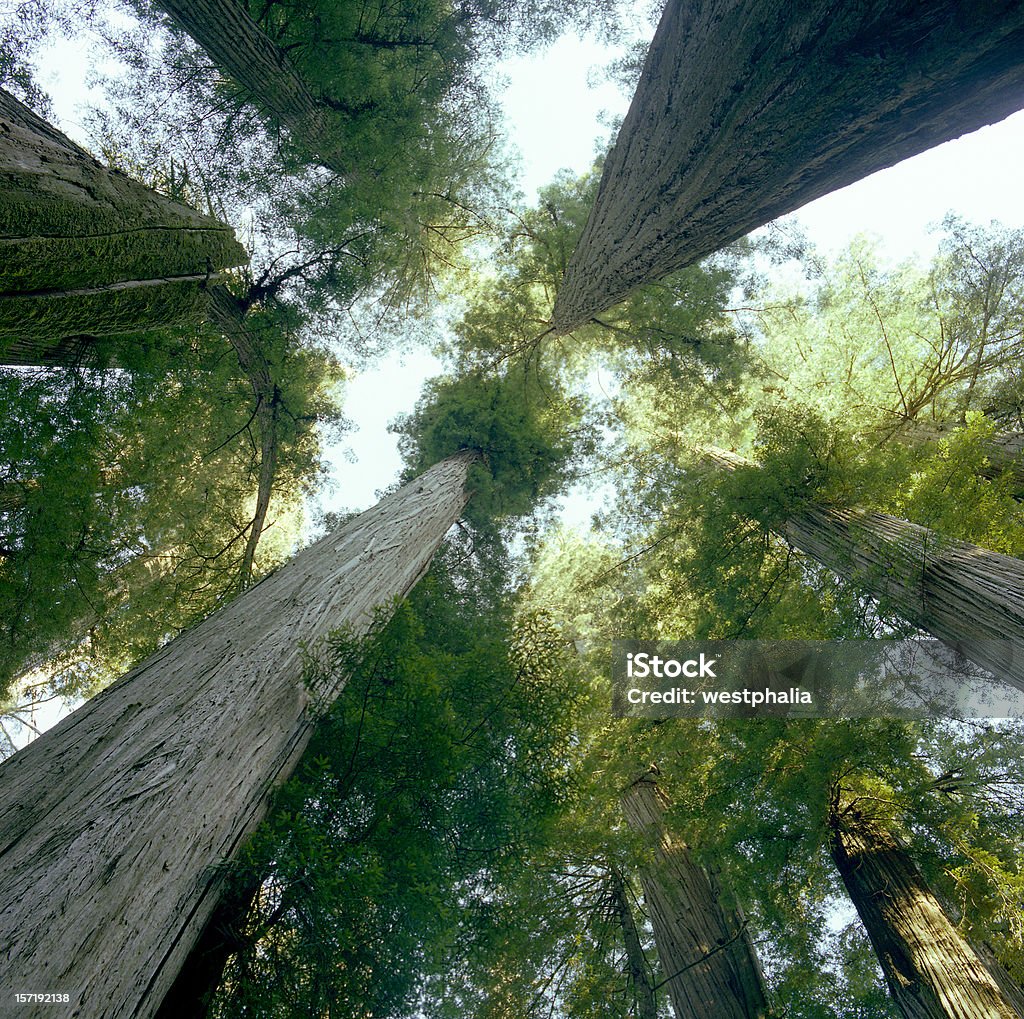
830,799 -> 1024,1019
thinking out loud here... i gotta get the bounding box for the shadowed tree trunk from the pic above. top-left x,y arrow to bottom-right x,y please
551,1 -> 1024,333
609,864 -> 660,1019
829,797 -> 1024,1019
0,88 -> 247,357
621,772 -> 769,1019
153,0 -> 344,175
703,446 -> 1024,691
0,451 -> 477,1019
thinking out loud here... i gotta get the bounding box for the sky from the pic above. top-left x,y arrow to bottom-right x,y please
9,7 -> 1024,743
30,16 -> 1024,519
326,31 -> 1024,515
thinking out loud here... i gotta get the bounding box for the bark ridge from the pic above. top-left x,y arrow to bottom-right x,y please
551,1 -> 1024,333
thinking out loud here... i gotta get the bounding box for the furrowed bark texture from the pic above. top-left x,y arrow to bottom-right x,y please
153,0 -> 342,174
704,447 -> 1024,691
829,803 -> 1023,1019
551,0 -> 1024,333
621,775 -> 769,1019
0,452 -> 477,1019
0,89 -> 247,352
609,865 -> 659,1019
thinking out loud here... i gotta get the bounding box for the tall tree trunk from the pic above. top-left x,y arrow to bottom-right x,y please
620,772 -> 769,1019
0,89 -> 247,356
829,798 -> 1024,1019
609,864 -> 659,1019
703,446 -> 1024,691
152,0 -> 343,175
0,451 -> 477,1019
551,1 -> 1024,334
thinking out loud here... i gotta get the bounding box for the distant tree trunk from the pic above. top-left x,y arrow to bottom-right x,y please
152,0 -> 345,175
829,798 -> 1024,1019
881,418 -> 1024,492
620,772 -> 769,1019
207,285 -> 279,592
0,89 -> 247,356
0,451 -> 477,1019
551,1 -> 1024,333
703,446 -> 1024,691
609,864 -> 659,1019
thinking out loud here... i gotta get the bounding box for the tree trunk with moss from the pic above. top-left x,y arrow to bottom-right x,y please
621,773 -> 769,1019
153,0 -> 344,175
0,451 -> 476,1019
0,88 -> 247,359
703,446 -> 1024,692
551,1 -> 1024,333
829,800 -> 1024,1019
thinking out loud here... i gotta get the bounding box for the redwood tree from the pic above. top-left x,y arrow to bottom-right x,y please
551,0 -> 1024,333
703,446 -> 1024,692
0,451 -> 476,1019
830,797 -> 1024,1019
620,772 -> 770,1019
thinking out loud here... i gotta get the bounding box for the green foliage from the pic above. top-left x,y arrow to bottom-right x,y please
394,370 -> 592,532
0,315 -> 344,704
210,543 -> 586,1017
511,217 -> 1024,1015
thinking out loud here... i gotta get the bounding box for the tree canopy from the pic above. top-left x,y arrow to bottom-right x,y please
3,5 -> 1024,1017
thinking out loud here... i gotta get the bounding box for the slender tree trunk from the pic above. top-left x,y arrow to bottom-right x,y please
207,285 -> 279,592
829,798 -> 1024,1019
551,1 -> 1024,333
0,451 -> 477,1019
620,772 -> 769,1019
0,89 -> 247,355
609,864 -> 659,1019
152,0 -> 344,175
703,446 -> 1024,691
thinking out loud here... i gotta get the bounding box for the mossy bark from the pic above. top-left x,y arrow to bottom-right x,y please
0,89 -> 248,357
830,801 -> 1024,1019
551,1 -> 1024,333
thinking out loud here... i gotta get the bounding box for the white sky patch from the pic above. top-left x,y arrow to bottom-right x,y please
319,346 -> 442,513
495,33 -> 631,200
